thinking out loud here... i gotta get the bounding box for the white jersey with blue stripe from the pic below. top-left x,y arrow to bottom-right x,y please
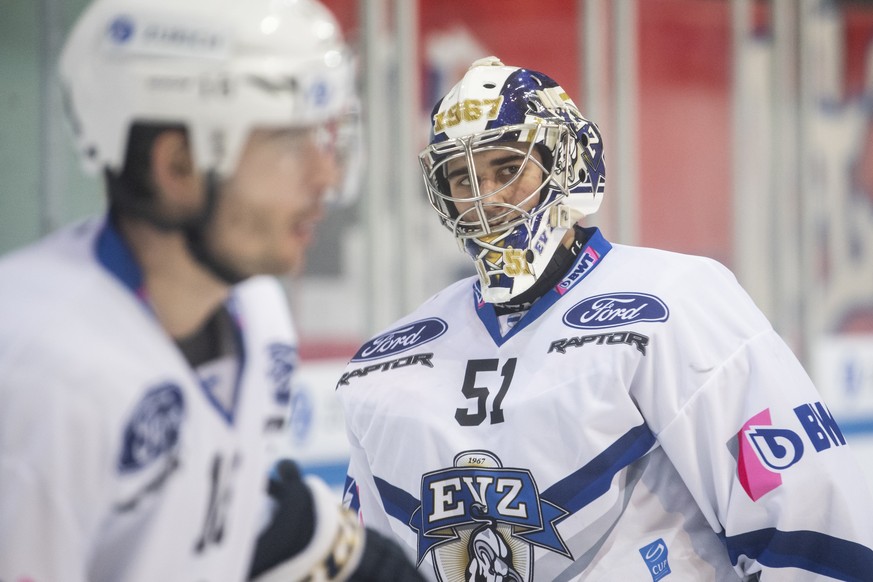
337,228 -> 873,581
0,217 -> 298,581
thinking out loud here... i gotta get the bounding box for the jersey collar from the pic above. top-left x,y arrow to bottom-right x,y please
95,215 -> 148,299
473,227 -> 612,347
94,215 -> 248,425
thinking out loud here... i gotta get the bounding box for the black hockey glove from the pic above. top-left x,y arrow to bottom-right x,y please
348,527 -> 425,582
248,459 -> 425,582
248,460 -> 315,579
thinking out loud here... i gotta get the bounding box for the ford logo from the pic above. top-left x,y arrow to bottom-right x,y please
563,293 -> 669,329
119,383 -> 185,472
352,318 -> 448,361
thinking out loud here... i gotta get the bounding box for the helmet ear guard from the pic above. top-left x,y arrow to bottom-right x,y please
419,59 -> 605,303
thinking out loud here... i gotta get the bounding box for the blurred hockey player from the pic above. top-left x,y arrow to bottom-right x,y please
0,0 -> 422,581
337,57 -> 873,581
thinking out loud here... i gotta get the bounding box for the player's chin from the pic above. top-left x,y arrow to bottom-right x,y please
268,247 -> 307,277
245,231 -> 310,277
227,248 -> 303,279
286,257 -> 307,277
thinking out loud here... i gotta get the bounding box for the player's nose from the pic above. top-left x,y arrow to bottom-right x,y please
478,174 -> 503,197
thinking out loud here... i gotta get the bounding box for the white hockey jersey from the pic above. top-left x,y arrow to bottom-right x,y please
0,218 -> 298,582
337,228 -> 873,582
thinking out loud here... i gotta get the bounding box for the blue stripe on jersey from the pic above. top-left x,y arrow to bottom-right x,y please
541,423 -> 656,513
474,228 -> 613,347
343,474 -> 360,513
374,476 -> 421,526
95,217 -> 144,294
724,528 -> 873,582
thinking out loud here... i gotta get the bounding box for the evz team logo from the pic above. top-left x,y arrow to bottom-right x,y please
563,292 -> 669,329
352,317 -> 447,362
411,451 -> 570,582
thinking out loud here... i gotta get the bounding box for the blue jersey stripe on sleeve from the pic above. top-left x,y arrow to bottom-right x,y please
374,475 -> 421,526
724,527 -> 873,582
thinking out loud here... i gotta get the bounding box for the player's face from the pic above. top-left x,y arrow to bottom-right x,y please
205,126 -> 340,277
445,142 -> 545,225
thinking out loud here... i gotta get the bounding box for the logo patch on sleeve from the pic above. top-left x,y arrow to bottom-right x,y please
734,402 -> 846,501
119,383 -> 185,472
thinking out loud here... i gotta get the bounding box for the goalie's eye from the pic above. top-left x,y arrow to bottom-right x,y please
445,151 -> 529,200
449,171 -> 473,192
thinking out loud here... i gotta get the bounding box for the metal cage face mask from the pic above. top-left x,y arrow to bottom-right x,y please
420,122 -> 579,302
419,57 -> 606,303
422,123 -> 571,239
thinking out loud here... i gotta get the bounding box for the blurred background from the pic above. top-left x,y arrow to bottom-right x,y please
2,0 -> 873,489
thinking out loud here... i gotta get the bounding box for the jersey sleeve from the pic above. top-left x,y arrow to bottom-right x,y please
649,261 -> 873,581
237,276 -> 300,469
0,361 -> 113,582
342,425 -> 395,536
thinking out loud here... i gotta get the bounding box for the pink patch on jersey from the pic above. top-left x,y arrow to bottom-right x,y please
474,285 -> 486,308
737,409 -> 782,501
555,247 -> 601,296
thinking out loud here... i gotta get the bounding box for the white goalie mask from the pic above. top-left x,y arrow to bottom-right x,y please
419,57 -> 606,304
60,0 -> 359,198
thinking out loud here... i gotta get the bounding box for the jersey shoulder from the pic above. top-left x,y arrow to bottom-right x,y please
0,219 -> 183,406
234,275 -> 297,341
606,243 -> 737,290
338,276 -> 474,374
602,243 -> 768,325
0,219 -> 125,351
360,275 -> 476,342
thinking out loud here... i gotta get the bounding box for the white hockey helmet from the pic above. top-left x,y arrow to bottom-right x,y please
59,0 -> 357,181
419,57 -> 606,304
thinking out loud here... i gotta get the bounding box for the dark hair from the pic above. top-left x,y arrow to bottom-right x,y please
105,122 -> 189,228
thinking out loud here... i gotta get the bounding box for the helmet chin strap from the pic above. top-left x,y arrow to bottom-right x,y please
183,171 -> 250,286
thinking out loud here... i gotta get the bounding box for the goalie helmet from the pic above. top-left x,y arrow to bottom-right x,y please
59,0 -> 357,183
419,56 -> 606,304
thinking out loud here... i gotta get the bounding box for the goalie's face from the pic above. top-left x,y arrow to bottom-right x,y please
444,142 -> 547,231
